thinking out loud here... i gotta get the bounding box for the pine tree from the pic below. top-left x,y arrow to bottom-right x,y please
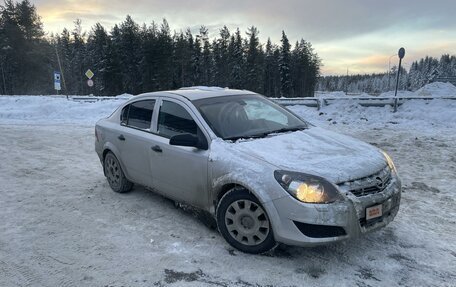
71,19 -> 87,94
156,19 -> 173,90
279,31 -> 291,97
264,39 -> 282,98
86,23 -> 110,95
192,30 -> 202,85
0,0 -> 51,94
199,26 -> 213,86
213,26 -> 230,87
228,28 -> 244,89
118,15 -> 142,94
140,21 -> 160,91
245,26 -> 264,93
103,24 -> 124,94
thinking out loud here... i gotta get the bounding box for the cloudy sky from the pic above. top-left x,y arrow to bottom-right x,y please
33,0 -> 456,75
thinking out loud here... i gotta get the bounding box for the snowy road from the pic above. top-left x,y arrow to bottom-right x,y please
1,122 -> 455,287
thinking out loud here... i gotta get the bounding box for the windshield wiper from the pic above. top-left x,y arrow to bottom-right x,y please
265,126 -> 307,135
224,133 -> 269,142
224,126 -> 306,142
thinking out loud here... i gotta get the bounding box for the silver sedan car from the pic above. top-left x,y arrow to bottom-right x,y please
95,87 -> 401,254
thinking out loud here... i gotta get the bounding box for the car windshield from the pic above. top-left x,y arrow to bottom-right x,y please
193,94 -> 307,141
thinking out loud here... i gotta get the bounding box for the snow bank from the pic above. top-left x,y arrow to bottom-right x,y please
317,82 -> 456,98
378,90 -> 415,97
288,97 -> 456,132
414,82 -> 456,97
314,91 -> 346,98
1,82 -> 455,129
115,93 -> 134,99
0,96 -> 127,125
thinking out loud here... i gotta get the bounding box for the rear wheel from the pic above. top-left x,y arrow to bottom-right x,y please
104,152 -> 133,193
216,188 -> 276,254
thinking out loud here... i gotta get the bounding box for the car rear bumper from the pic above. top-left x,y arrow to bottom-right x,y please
264,175 -> 401,247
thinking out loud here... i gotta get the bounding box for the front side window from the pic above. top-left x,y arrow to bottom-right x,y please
121,100 -> 155,130
158,101 -> 197,138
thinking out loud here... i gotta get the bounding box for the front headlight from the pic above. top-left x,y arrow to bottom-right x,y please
274,170 -> 343,204
382,151 -> 397,173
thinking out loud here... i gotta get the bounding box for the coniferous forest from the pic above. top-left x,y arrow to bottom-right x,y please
0,0 -> 321,97
317,55 -> 456,94
2,0 -> 454,97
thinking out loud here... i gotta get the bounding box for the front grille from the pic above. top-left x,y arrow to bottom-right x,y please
293,221 -> 346,238
340,166 -> 392,197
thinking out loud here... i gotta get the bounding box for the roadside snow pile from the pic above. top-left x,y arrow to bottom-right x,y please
378,90 -> 415,97
1,82 -> 455,128
414,82 -> 456,97
314,91 -> 346,98
316,82 -> 456,98
115,93 -> 134,99
0,96 -> 127,125
289,98 -> 456,131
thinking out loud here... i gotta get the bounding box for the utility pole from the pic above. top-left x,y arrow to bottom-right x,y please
54,43 -> 68,100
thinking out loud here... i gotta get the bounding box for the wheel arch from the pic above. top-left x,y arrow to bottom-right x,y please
102,142 -> 130,180
213,180 -> 265,214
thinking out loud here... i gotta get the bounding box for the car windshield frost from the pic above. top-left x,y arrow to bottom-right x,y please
193,94 -> 307,140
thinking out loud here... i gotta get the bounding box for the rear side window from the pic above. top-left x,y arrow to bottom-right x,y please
158,101 -> 197,138
121,105 -> 129,125
121,100 -> 155,130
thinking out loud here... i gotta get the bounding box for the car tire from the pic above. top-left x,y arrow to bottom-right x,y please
216,187 -> 276,254
104,152 -> 133,193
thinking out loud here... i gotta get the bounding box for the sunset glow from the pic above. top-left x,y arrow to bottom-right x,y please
32,0 -> 456,75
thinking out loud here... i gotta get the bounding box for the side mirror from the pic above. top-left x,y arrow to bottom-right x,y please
169,134 -> 208,150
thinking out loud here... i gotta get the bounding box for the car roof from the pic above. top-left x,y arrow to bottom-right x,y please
135,86 -> 257,101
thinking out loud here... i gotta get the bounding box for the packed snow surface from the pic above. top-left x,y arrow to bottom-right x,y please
0,83 -> 455,286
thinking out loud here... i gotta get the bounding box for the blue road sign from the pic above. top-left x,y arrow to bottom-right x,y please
54,71 -> 61,91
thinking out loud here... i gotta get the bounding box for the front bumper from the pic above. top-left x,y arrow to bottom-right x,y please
264,175 -> 401,247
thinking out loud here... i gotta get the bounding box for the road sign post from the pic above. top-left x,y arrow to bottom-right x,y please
85,69 -> 94,80
393,47 -> 405,113
54,71 -> 61,94
85,69 -> 95,95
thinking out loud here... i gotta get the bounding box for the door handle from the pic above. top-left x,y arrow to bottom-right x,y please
118,134 -> 125,141
151,145 -> 162,153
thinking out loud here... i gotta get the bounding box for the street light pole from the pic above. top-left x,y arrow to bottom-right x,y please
394,47 -> 406,113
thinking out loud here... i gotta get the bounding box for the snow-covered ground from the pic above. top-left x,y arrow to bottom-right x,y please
0,85 -> 455,286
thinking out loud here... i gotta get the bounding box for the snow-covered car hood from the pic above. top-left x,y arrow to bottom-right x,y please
213,127 -> 387,184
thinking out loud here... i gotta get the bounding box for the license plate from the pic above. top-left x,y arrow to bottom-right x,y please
366,204 -> 383,220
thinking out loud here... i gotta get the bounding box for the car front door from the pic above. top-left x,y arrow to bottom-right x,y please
148,98 -> 210,208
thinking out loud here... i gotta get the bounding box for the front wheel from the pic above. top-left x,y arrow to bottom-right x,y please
104,152 -> 133,193
216,188 -> 276,254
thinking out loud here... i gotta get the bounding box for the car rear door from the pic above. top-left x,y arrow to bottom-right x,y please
116,99 -> 157,187
148,98 -> 210,208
